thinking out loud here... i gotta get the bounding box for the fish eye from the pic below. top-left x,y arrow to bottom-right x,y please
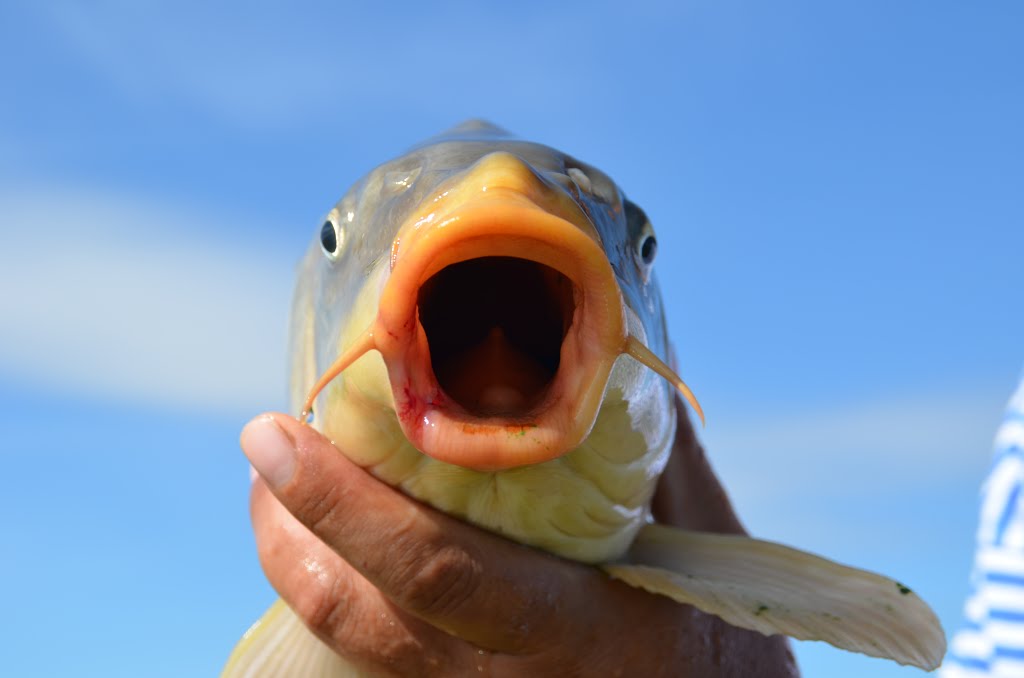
624,198 -> 657,271
320,219 -> 341,259
640,234 -> 657,265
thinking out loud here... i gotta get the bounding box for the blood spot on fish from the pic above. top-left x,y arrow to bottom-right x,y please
397,386 -> 419,421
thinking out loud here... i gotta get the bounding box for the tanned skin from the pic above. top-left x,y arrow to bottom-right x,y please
244,396 -> 800,677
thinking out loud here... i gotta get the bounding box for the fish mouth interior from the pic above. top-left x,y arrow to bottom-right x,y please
416,256 -> 577,418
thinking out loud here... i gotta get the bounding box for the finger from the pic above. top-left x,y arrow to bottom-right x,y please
241,412 -> 614,653
250,476 -> 472,677
251,477 -> 695,677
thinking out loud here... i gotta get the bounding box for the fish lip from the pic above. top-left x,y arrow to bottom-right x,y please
373,197 -> 626,471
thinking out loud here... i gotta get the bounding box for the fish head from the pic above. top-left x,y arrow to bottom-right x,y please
294,122 -> 696,472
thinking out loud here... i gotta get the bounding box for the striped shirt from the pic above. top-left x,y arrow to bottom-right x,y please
943,376 -> 1024,677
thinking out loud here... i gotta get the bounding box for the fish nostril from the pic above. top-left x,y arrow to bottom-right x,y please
567,167 -> 592,194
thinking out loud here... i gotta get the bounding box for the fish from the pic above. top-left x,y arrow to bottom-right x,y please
223,120 -> 945,675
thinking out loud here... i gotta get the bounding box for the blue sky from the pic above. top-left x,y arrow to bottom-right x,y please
1,2 -> 1021,675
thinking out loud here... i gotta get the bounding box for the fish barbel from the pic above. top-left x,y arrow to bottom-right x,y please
225,121 -> 945,675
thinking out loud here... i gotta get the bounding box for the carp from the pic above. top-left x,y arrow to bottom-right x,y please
225,121 -> 945,675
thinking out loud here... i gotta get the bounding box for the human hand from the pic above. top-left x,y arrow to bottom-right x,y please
242,400 -> 798,677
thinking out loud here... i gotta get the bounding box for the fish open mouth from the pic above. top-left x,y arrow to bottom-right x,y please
417,256 -> 576,419
299,151 -> 702,471
368,190 -> 629,471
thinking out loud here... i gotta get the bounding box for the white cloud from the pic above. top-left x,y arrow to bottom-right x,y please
708,389 -> 1003,492
0,185 -> 296,416
700,386 -> 1008,547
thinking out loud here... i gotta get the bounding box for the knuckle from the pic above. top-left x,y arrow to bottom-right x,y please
399,544 -> 482,619
291,566 -> 352,639
360,626 -> 452,678
297,482 -> 349,540
292,586 -> 337,637
296,576 -> 455,678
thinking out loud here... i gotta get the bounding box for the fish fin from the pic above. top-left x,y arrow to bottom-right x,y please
603,524 -> 946,671
222,598 -> 364,678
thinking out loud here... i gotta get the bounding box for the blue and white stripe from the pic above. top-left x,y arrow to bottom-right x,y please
943,376 -> 1024,677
